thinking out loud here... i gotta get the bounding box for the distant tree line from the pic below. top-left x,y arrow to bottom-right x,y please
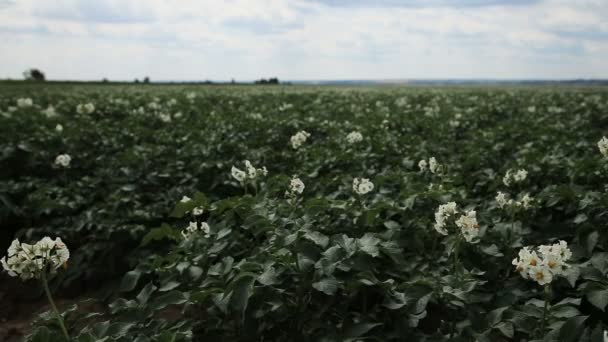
254,77 -> 280,85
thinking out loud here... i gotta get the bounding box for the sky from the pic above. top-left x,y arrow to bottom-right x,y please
0,0 -> 607,81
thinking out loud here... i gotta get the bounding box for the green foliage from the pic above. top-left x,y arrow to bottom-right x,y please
2,84 -> 608,340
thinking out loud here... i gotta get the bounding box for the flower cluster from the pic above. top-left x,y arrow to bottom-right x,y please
434,202 -> 458,235
419,157 -> 441,174
286,176 -> 305,196
353,178 -> 374,195
17,98 -> 33,108
598,136 -> 608,158
434,202 -> 480,242
76,103 -> 95,114
1,237 -> 70,280
42,106 -> 58,118
512,241 -> 572,285
290,131 -> 311,149
496,191 -> 533,210
503,169 -> 528,186
455,210 -> 480,243
182,221 -> 210,239
55,154 -> 71,168
231,160 -> 268,183
346,131 -> 363,144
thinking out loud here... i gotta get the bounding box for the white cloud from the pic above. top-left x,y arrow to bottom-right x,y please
0,0 -> 606,80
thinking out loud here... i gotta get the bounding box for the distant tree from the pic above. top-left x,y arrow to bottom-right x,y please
254,77 -> 280,85
134,78 -> 140,83
143,76 -> 150,83
231,78 -> 235,84
102,78 -> 109,83
23,68 -> 45,81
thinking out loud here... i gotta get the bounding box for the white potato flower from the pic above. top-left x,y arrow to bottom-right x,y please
54,154 -> 71,168
290,131 -> 311,149
598,137 -> 608,158
180,196 -> 192,203
17,98 -> 33,108
76,103 -> 95,114
231,160 -> 267,183
181,221 -> 211,239
513,241 -> 571,286
193,207 -> 204,216
496,192 -> 508,208
55,124 -> 63,132
418,159 -> 428,172
455,210 -> 480,243
42,106 -> 57,118
159,113 -> 172,123
1,237 -> 70,280
346,131 -> 363,144
289,177 -> 305,195
429,157 -> 440,174
353,178 -> 374,195
503,169 -> 527,186
231,166 -> 247,182
434,202 -> 458,235
521,193 -> 533,209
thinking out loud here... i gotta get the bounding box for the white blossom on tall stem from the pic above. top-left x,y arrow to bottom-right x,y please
346,131 -> 363,144
290,131 -> 311,149
512,241 -> 571,286
598,137 -> 608,158
289,176 -> 305,195
54,154 -> 71,168
434,202 -> 458,235
181,221 -> 211,239
418,159 -> 428,172
429,157 -> 439,174
455,210 -> 480,243
42,106 -> 57,118
76,103 -> 95,114
17,98 -> 33,108
231,160 -> 268,188
503,169 -> 528,186
353,178 -> 374,195
2,237 -> 71,340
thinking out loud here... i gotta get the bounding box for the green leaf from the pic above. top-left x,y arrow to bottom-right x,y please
141,224 -> 180,246
558,316 -> 588,342
344,322 -> 382,338
357,233 -> 381,257
257,266 -> 279,286
150,291 -> 188,310
230,275 -> 255,319
136,282 -> 157,305
120,269 -> 142,292
304,230 -> 329,248
487,307 -> 509,326
573,213 -> 588,224
585,231 -> 599,254
585,284 -> 608,311
495,321 -> 514,338
383,220 -> 400,230
159,280 -> 181,292
106,322 -> 136,337
312,277 -> 340,295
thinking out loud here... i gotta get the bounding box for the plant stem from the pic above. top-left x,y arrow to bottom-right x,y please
539,285 -> 550,338
453,236 -> 461,274
41,271 -> 70,341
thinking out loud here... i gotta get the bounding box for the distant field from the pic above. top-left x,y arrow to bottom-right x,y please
2,83 -> 608,341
